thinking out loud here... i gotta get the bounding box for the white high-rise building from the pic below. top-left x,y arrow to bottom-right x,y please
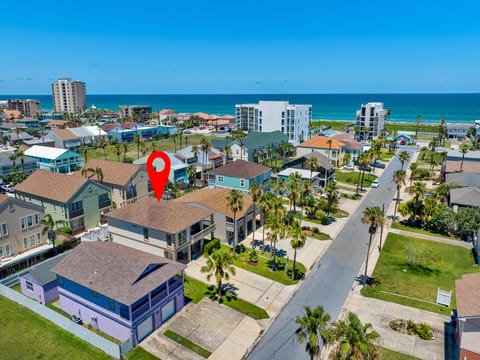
235,101 -> 312,145
355,102 -> 388,141
51,78 -> 86,114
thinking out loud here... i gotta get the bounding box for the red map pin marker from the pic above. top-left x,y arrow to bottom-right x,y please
146,151 -> 171,202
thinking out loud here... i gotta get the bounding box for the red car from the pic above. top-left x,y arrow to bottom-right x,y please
399,140 -> 407,145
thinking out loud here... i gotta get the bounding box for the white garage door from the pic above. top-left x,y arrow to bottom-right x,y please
136,316 -> 153,342
161,299 -> 176,322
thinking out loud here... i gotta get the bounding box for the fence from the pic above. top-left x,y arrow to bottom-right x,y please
0,284 -> 123,358
81,225 -> 110,242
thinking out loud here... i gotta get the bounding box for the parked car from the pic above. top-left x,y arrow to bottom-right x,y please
400,140 -> 407,145
358,166 -> 372,172
370,161 -> 386,169
1,183 -> 14,192
371,180 -> 380,188
342,164 -> 354,170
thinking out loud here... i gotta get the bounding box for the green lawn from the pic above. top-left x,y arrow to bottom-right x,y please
164,329 -> 211,358
223,245 -> 306,285
391,221 -> 462,241
10,283 -> 21,292
126,347 -> 161,360
0,295 -> 112,359
379,151 -> 395,160
362,233 -> 480,315
183,275 -> 269,320
335,170 -> 376,188
378,347 -> 422,360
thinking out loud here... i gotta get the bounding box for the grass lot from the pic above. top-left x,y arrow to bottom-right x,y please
378,347 -> 422,360
126,347 -> 160,360
183,275 -> 269,320
310,120 -> 350,130
221,244 -> 306,285
391,222 -> 462,241
0,295 -> 112,360
164,329 -> 211,358
335,170 -> 376,188
304,230 -> 331,240
10,283 -> 21,292
87,134 -> 223,163
379,151 -> 395,160
362,233 -> 480,315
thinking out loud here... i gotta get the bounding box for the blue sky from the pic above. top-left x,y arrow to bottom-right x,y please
1,0 -> 480,94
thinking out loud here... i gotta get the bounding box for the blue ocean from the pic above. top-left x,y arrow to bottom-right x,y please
1,93 -> 479,124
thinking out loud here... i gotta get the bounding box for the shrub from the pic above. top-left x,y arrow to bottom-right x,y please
407,320 -> 417,335
247,249 -> 258,263
235,244 -> 246,254
312,227 -> 320,234
57,226 -> 73,235
416,323 -> 433,340
319,214 -> 329,225
203,238 -> 220,255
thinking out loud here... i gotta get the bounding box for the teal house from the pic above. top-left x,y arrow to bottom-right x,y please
208,160 -> 271,192
24,145 -> 82,173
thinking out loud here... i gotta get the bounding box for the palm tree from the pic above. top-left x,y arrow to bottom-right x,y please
295,305 -> 332,360
133,134 -> 142,159
459,142 -> 470,172
330,312 -> 380,360
409,162 -> 418,188
258,192 -> 275,249
187,164 -> 197,187
299,180 -> 313,225
115,143 -> 122,162
200,250 -> 236,297
200,136 -> 211,181
121,142 -> 129,162
95,166 -> 104,182
227,189 -> 244,248
305,157 -> 319,182
9,153 -> 17,168
287,172 -> 301,212
265,208 -> 286,271
392,170 -> 406,218
39,125 -> 46,144
289,219 -> 306,280
415,114 -> 422,139
398,150 -> 410,171
324,180 -> 339,217
16,150 -> 25,173
79,146 -> 89,163
249,182 -> 262,246
230,129 -> 246,160
361,206 -> 384,287
326,138 -> 333,161
223,145 -> 231,165
99,138 -> 108,160
356,153 -> 370,192
408,181 -> 426,220
41,214 -> 65,251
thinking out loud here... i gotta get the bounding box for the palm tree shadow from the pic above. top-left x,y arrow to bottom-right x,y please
205,283 -> 239,303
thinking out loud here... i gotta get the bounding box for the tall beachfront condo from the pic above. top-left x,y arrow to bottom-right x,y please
355,102 -> 387,141
51,78 -> 86,114
235,101 -> 312,145
7,99 -> 41,118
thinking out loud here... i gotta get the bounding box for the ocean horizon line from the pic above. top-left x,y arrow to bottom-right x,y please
2,92 -> 480,96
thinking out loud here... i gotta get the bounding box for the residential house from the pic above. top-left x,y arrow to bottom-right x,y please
442,149 -> 480,179
0,151 -> 38,176
133,152 -> 188,185
395,134 -> 413,144
25,145 -> 83,173
284,151 -> 335,188
106,198 -> 215,263
15,170 -> 112,234
276,168 -> 320,191
449,187 -> 480,212
447,123 -> 472,140
228,131 -> 289,162
19,253 -> 67,304
208,160 -> 271,193
175,146 -> 224,173
0,194 -> 46,259
296,136 -> 345,166
455,273 -> 480,359
336,139 -> 364,164
445,173 -> 480,188
175,188 -> 255,246
49,128 -> 82,149
102,122 -> 178,143
52,242 -> 186,345
74,159 -> 151,209
68,126 -> 107,145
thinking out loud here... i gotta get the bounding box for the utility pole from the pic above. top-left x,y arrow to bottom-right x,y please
379,203 -> 385,251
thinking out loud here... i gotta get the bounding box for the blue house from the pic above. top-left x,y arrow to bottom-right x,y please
24,145 -> 83,173
208,159 -> 271,192
133,152 -> 188,185
52,241 -> 187,345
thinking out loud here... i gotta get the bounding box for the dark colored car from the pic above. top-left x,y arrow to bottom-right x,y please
370,161 -> 386,169
358,166 -> 372,172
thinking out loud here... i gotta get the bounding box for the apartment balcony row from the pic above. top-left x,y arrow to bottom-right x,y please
191,223 -> 216,242
69,208 -> 84,218
98,199 -> 111,209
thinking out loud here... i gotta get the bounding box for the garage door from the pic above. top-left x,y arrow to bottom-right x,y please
161,299 -> 176,322
136,316 -> 153,342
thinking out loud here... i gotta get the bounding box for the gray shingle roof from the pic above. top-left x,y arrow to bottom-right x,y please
450,187 -> 480,207
209,159 -> 270,178
27,253 -> 69,286
445,173 -> 480,188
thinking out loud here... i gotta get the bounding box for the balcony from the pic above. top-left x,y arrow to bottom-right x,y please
132,302 -> 150,319
151,289 -> 168,306
98,199 -> 111,209
226,222 -> 234,232
169,280 -> 183,293
69,208 -> 84,218
191,223 -> 216,242
126,191 -> 137,200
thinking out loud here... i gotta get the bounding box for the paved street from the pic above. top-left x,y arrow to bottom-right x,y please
247,148 -> 415,360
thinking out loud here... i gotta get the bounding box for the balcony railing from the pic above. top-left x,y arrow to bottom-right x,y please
226,222 -> 234,232
126,191 -> 137,200
151,289 -> 168,306
98,199 -> 111,209
69,208 -> 84,218
132,302 -> 150,319
169,280 -> 183,293
191,223 -> 216,242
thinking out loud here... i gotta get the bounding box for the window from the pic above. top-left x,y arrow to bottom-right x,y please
71,201 -> 83,212
23,238 -> 28,249
108,298 -> 115,310
143,227 -> 149,241
166,233 -> 173,247
218,176 -> 224,183
27,215 -> 33,227
26,281 -> 34,291
20,217 -> 26,230
240,179 -> 245,187
1,223 -> 7,236
177,230 -> 187,247
30,235 -> 35,246
0,246 -> 3,257
5,244 -> 10,256
37,233 -> 42,244
34,214 -> 40,225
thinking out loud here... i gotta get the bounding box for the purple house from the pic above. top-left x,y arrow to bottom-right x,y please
52,242 -> 186,345
19,254 -> 67,305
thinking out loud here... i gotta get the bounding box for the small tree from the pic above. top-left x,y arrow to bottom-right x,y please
288,219 -> 306,280
227,189 -> 244,248
295,306 -> 331,360
361,206 -> 384,287
200,250 -> 236,297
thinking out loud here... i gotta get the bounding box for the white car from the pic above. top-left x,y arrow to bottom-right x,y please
342,164 -> 354,170
371,180 -> 380,188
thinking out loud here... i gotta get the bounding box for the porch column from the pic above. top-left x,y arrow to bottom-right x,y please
188,244 -> 192,262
